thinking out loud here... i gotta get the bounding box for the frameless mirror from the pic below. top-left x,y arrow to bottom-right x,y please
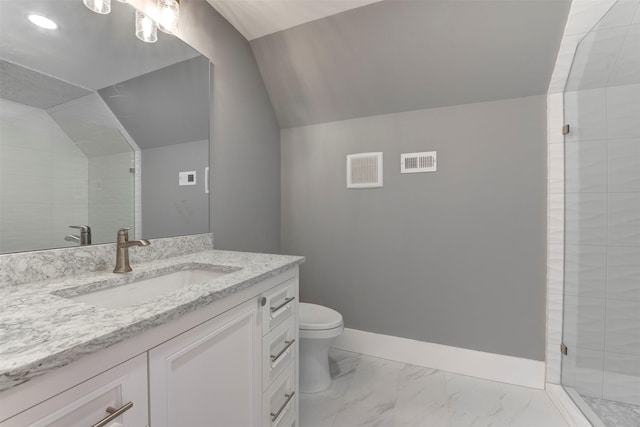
0,0 -> 210,253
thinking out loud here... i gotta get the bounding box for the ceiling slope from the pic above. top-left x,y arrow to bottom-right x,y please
250,0 -> 571,128
207,0 -> 384,40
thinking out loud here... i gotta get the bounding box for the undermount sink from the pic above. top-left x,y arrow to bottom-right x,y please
66,268 -> 232,309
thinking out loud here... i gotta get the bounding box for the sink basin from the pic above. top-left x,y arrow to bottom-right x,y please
68,268 -> 231,309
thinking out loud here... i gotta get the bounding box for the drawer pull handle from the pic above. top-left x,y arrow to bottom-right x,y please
92,401 -> 134,427
271,339 -> 295,363
270,296 -> 295,313
270,392 -> 295,422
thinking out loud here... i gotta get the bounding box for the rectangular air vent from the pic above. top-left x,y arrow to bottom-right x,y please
347,152 -> 383,189
401,151 -> 437,173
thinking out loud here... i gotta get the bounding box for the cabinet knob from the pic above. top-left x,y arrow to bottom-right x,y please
260,297 -> 267,307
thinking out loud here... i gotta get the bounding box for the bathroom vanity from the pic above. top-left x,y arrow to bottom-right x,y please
0,245 -> 303,427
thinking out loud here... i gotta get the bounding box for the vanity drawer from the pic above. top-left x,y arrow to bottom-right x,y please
262,278 -> 296,334
263,316 -> 296,390
263,362 -> 296,427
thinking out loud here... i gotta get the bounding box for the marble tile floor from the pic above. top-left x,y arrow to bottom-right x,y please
582,396 -> 640,427
300,349 -> 568,427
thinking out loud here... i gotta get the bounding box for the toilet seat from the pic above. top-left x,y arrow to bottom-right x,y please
299,303 -> 343,330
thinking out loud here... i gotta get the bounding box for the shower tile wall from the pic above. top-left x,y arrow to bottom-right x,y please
0,98 -> 89,253
561,82 -> 640,406
88,152 -> 135,244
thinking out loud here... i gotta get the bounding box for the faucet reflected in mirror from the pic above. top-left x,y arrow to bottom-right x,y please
114,228 -> 150,273
63,225 -> 92,246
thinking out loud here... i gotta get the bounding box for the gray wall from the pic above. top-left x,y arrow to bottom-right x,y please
141,140 -> 209,239
99,56 -> 210,150
176,0 -> 281,253
281,95 -> 547,360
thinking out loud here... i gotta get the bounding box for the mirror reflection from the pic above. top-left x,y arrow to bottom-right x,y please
0,0 -> 210,254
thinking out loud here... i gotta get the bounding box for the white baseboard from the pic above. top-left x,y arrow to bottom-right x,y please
545,383 -> 594,427
332,328 -> 546,389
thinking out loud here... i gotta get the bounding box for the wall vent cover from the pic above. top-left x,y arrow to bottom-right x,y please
346,152 -> 383,189
401,151 -> 437,173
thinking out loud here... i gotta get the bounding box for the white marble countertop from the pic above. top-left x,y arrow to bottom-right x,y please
0,250 -> 304,392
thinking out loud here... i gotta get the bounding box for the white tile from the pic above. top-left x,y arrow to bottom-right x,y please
0,228 -> 53,253
548,143 -> 564,194
89,177 -> 134,206
300,350 -> 361,427
565,141 -> 608,193
0,173 -> 52,206
547,243 -> 565,296
563,295 -> 606,351
605,299 -> 640,354
446,372 -> 567,427
635,3 -> 640,23
607,83 -> 640,139
546,291 -> 564,384
608,24 -> 640,86
0,203 -> 52,233
607,246 -> 640,301
608,138 -> 640,192
302,352 -> 569,427
564,89 -> 607,142
564,193 -> 608,246
333,356 -> 402,427
564,244 -> 607,298
547,94 -> 565,143
608,193 -> 640,246
603,351 -> 640,406
593,0 -> 639,31
549,34 -> 584,94
394,366 -> 450,427
566,27 -> 629,91
0,145 -> 53,177
565,0 -> 617,36
561,348 -> 604,399
548,193 -> 565,246
52,178 -> 88,205
0,106 -> 53,152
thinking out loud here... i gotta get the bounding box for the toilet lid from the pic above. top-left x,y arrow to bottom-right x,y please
299,303 -> 343,330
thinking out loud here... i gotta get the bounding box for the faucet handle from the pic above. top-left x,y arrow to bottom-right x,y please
69,225 -> 91,232
117,227 -> 130,241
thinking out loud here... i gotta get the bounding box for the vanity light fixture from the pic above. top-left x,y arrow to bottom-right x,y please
157,0 -> 179,34
83,0 -> 111,14
135,9 -> 158,43
27,14 -> 58,30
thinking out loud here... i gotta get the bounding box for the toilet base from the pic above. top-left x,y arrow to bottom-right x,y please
299,328 -> 342,393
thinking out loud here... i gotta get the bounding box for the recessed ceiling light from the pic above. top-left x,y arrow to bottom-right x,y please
27,14 -> 58,30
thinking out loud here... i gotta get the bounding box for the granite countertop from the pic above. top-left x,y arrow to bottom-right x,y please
0,250 -> 304,392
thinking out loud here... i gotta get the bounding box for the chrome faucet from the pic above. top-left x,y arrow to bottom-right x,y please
64,225 -> 92,245
113,228 -> 150,273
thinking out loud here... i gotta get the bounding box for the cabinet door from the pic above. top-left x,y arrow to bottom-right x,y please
149,298 -> 262,427
1,354 -> 148,427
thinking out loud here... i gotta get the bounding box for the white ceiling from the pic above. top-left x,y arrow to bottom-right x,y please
206,0 -> 383,40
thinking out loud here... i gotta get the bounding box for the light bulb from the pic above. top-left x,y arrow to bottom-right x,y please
83,0 -> 111,14
157,0 -> 179,34
27,14 -> 58,30
135,10 -> 157,43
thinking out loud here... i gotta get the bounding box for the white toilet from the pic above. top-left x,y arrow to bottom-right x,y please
299,302 -> 344,393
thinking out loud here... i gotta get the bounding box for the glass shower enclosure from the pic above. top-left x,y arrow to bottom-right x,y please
561,1 -> 640,425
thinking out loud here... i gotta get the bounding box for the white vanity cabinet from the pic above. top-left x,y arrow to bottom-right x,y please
0,354 -> 148,427
149,298 -> 262,427
0,267 -> 299,427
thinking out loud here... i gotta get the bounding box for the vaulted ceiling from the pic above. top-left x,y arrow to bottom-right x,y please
211,0 -> 572,128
